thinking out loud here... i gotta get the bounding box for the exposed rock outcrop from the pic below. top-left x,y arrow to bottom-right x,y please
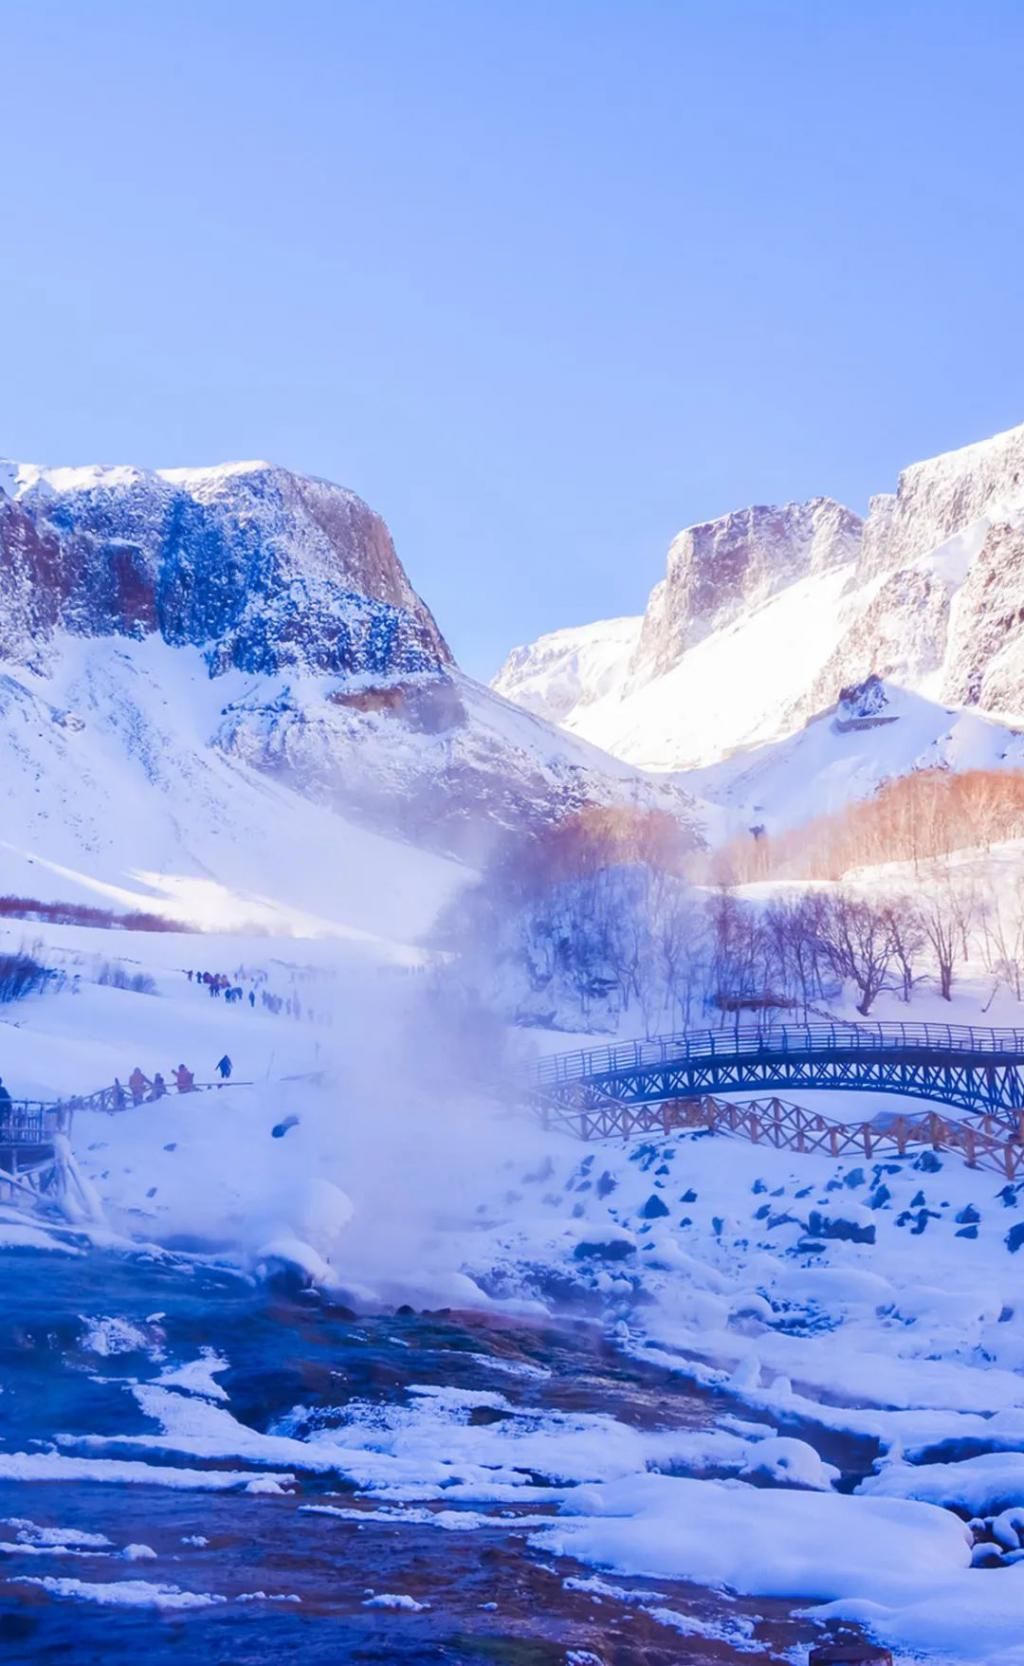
629,498 -> 862,685
0,460 -> 451,680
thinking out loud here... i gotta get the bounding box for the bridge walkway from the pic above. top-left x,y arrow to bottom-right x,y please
537,1021 -> 1024,1121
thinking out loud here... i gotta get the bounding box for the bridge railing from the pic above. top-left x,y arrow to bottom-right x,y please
534,1021 -> 1024,1088
66,1080 -> 253,1115
0,1100 -> 72,1146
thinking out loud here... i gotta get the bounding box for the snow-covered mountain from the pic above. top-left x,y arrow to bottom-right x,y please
0,459 -> 697,922
493,420 -> 1024,824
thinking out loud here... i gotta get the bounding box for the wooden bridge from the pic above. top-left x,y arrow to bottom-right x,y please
535,1022 -> 1024,1173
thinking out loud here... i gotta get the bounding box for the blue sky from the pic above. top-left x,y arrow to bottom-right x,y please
3,1 -> 1024,678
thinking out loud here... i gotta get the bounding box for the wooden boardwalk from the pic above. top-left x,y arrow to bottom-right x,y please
540,1090 -> 1024,1179
0,1080 -> 248,1220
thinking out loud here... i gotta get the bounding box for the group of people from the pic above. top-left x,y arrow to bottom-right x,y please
113,1055 -> 233,1109
186,970 -> 254,1007
183,967 -> 313,1021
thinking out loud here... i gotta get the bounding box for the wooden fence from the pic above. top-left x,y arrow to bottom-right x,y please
541,1091 -> 1024,1180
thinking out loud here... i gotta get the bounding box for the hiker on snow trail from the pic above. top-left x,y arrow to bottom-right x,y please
216,1055 -> 232,1081
148,1073 -> 167,1102
129,1067 -> 150,1105
174,1064 -> 195,1094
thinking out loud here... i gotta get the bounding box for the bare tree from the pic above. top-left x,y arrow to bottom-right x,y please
919,878 -> 977,1002
980,874 -> 1024,1003
881,896 -> 926,1004
819,892 -> 896,1016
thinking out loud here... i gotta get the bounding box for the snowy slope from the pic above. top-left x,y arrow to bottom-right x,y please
561,564 -> 853,771
0,633 -> 464,952
688,678 -> 1024,837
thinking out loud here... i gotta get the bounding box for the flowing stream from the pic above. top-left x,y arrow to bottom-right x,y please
0,1243 -> 838,1664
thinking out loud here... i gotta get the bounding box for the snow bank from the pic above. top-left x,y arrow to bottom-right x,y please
860,1453 -> 1024,1516
533,1473 -> 970,1602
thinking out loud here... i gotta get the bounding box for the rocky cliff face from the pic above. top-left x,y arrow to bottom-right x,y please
0,460 -> 451,680
629,497 -> 862,685
943,520 -> 1024,710
859,423 -> 1024,581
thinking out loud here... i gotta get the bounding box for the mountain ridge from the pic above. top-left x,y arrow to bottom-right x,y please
493,420 -> 1024,820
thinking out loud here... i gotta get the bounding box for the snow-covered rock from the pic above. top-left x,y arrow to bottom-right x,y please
492,616 -> 641,727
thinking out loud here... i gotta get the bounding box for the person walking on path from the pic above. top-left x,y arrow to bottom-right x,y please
112,1078 -> 127,1112
174,1064 -> 195,1094
148,1073 -> 167,1102
216,1054 -> 233,1081
129,1067 -> 150,1106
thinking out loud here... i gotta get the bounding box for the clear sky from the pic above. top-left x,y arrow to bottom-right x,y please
3,1 -> 1024,678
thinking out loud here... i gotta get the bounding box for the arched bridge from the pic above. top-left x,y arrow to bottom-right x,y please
535,1022 -> 1024,1127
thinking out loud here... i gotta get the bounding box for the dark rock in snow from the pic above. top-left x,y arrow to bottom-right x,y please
641,1194 -> 670,1220
914,1151 -> 943,1173
1006,1223 -> 1024,1254
955,1204 -> 980,1225
573,1238 -> 634,1262
807,1210 -> 876,1245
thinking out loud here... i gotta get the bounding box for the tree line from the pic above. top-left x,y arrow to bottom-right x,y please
709,769 -> 1024,884
440,807 -> 1024,1033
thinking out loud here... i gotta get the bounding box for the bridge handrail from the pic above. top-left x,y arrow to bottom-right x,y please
533,1021 -> 1024,1087
0,1099 -> 72,1143
63,1080 -> 254,1114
